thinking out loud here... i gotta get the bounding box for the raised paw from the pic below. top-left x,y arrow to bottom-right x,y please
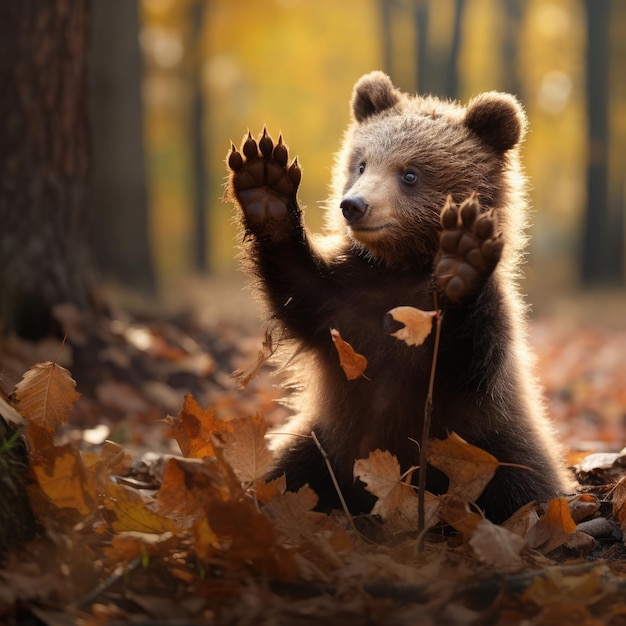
434,193 -> 503,302
227,129 -> 302,232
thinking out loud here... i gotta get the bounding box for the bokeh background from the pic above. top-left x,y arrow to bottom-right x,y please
89,0 -> 626,316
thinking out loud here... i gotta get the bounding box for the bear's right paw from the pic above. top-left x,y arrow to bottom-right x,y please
227,129 -> 302,233
434,193 -> 503,302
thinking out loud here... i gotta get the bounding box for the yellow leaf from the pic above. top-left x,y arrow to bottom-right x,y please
386,306 -> 436,347
427,433 -> 499,502
220,415 -> 274,483
31,444 -> 95,515
330,328 -> 367,380
14,361 -> 79,436
104,482 -> 176,534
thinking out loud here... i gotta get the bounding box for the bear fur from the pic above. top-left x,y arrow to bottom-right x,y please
225,71 -> 571,523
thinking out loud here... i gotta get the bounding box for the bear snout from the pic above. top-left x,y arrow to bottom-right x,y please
341,196 -> 368,223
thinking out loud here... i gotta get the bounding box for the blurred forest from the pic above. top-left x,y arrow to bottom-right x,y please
132,0 -> 626,307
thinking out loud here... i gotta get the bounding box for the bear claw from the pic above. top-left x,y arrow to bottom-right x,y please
227,130 -> 301,232
435,193 -> 502,302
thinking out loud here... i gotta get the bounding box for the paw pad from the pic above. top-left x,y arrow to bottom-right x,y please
435,193 -> 503,302
228,129 -> 301,229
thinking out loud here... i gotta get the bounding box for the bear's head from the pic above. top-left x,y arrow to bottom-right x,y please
329,71 -> 528,269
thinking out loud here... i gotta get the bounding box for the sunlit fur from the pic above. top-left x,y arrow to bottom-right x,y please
233,71 -> 571,523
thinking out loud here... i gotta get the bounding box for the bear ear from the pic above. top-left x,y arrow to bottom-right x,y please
351,71 -> 402,122
464,92 -> 527,152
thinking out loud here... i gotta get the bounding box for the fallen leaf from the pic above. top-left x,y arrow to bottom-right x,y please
386,306 -> 437,347
353,449 -> 438,532
164,395 -> 231,458
231,327 -> 277,389
253,474 -> 286,504
527,497 -> 577,554
439,497 -> 483,535
427,433 -> 499,502
220,414 -> 274,483
264,485 -> 319,542
14,361 -> 79,435
469,518 -> 525,568
104,531 -> 176,566
330,328 -> 367,380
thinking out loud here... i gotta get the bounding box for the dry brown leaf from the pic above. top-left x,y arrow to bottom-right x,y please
353,449 -> 439,532
264,485 -> 319,542
193,515 -> 219,560
386,306 -> 436,347
611,478 -> 626,532
469,518 -> 525,568
164,395 -> 231,458
330,328 -> 367,380
14,361 -> 79,433
104,531 -> 176,566
220,414 -> 274,483
439,497 -> 483,535
104,482 -> 177,534
527,497 -> 577,554
427,432 -> 499,502
231,327 -> 277,389
253,474 -> 286,504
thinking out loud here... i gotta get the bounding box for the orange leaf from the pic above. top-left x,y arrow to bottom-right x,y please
103,482 -> 176,534
330,328 -> 367,380
253,474 -> 286,504
220,415 -> 274,483
104,531 -> 175,567
386,306 -> 436,347
164,395 -> 231,458
527,497 -> 576,554
427,433 -> 499,502
14,362 -> 79,450
31,444 -> 96,515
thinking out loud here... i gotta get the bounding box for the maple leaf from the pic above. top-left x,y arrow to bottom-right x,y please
469,518 -> 526,568
164,395 -> 231,458
264,485 -> 319,542
386,306 -> 437,347
527,497 -> 577,554
354,449 -> 439,532
427,432 -> 499,502
253,474 -> 286,504
330,328 -> 368,380
14,361 -> 80,452
220,414 -> 274,483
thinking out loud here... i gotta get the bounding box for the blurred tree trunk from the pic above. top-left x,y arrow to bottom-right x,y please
190,0 -> 208,272
0,0 -> 94,340
502,0 -> 523,98
89,0 -> 155,294
380,0 -> 394,77
414,0 -> 429,94
444,0 -> 466,100
582,0 -> 622,284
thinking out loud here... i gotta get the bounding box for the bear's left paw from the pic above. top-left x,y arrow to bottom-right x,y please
435,193 -> 503,302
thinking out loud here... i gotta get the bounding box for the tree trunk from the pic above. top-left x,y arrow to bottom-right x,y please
444,0 -> 466,100
89,0 -> 155,293
414,0 -> 429,94
582,0 -> 621,284
0,0 -> 93,340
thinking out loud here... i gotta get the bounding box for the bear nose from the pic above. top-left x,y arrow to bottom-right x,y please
340,196 -> 368,223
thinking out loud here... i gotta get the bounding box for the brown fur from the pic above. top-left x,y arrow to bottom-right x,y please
225,72 -> 571,523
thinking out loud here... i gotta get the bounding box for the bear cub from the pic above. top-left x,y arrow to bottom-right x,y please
225,71 -> 570,523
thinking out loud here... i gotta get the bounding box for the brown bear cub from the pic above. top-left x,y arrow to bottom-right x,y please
225,71 -> 570,524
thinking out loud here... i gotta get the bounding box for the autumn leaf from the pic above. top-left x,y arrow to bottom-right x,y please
610,478 -> 626,532
14,361 -> 80,451
354,449 -> 439,532
386,306 -> 437,347
527,497 -> 577,554
469,518 -> 526,568
103,481 -> 176,534
31,443 -> 96,516
427,432 -> 499,502
104,531 -> 176,567
220,414 -> 274,483
164,395 -> 231,458
254,474 -> 286,504
330,328 -> 367,380
231,327 -> 277,389
264,485 -> 319,542
438,498 -> 483,536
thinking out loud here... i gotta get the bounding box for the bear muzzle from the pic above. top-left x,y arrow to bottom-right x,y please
340,196 -> 368,223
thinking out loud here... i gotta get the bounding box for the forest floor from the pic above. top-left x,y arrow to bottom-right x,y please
1,276 -> 626,625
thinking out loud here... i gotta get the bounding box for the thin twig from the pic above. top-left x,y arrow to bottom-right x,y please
310,430 -> 359,535
417,292 -> 443,552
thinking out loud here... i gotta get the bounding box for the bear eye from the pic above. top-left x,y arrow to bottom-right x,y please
401,169 -> 418,185
358,163 -> 366,174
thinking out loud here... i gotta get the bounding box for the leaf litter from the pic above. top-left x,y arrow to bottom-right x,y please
1,303 -> 626,624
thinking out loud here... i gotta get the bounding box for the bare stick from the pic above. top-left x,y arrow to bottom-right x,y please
417,293 -> 443,552
311,430 -> 359,535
